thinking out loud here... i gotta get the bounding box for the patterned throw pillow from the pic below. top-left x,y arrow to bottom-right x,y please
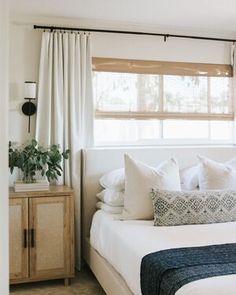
151,189 -> 236,226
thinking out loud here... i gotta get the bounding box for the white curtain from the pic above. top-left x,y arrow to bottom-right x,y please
231,44 -> 236,143
36,31 -> 94,269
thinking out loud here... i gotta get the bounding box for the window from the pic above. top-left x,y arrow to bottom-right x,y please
93,58 -> 234,145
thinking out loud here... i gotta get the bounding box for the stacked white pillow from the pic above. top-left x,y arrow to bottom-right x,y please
99,168 -> 125,191
96,201 -> 124,214
96,171 -> 125,214
97,189 -> 124,206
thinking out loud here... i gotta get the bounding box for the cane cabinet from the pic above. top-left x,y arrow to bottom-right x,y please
9,186 -> 74,285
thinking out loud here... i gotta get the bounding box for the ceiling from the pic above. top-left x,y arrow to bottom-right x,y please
9,0 -> 236,35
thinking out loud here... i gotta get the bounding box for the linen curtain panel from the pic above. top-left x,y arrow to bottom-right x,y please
35,31 -> 94,268
231,44 -> 236,143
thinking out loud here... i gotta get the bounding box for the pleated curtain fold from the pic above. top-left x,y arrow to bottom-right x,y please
231,44 -> 236,143
36,31 -> 94,268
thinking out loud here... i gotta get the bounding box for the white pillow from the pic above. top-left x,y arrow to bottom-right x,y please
198,155 -> 236,190
180,165 -> 199,190
99,168 -> 125,191
96,202 -> 123,214
96,189 -> 124,207
180,157 -> 236,191
226,157 -> 236,170
122,154 -> 181,220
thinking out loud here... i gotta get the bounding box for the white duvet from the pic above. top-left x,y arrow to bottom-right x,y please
90,210 -> 236,295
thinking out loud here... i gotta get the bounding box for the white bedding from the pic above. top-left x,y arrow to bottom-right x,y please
90,210 -> 236,295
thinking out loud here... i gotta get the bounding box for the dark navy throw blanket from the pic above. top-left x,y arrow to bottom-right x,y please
141,243 -> 236,295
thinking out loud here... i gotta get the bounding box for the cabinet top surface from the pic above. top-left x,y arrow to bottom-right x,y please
9,185 -> 74,198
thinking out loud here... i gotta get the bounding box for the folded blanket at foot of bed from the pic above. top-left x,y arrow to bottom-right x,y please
141,243 -> 236,295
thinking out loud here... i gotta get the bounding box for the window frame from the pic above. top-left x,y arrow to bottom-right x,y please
92,57 -> 234,146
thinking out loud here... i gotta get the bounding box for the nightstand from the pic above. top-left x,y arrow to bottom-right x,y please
9,185 -> 74,286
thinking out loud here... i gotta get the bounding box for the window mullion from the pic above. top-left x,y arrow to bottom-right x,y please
207,77 -> 211,139
229,78 -> 234,114
208,121 -> 211,140
159,75 -> 164,138
207,77 -> 211,114
159,75 -> 164,112
95,110 -> 234,120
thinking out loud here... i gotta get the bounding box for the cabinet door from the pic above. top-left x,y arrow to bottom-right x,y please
9,198 -> 29,281
29,196 -> 72,279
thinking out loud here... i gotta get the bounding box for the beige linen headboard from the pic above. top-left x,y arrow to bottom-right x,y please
82,145 -> 236,246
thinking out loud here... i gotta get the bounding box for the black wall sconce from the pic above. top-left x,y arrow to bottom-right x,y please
22,81 -> 37,133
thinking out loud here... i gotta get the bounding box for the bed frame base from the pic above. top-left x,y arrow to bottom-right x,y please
83,238 -> 133,295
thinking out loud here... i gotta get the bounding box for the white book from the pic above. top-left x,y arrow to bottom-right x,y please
14,180 -> 49,192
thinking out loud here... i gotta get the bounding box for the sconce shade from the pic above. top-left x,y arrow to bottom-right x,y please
23,81 -> 37,133
24,81 -> 36,99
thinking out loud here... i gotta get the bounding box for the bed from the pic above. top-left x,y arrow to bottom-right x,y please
82,146 -> 236,295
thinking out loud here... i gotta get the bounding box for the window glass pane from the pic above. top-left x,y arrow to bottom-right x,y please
210,121 -> 233,140
137,74 -> 160,111
210,77 -> 232,114
93,67 -> 233,145
163,120 -> 209,139
164,76 -> 208,113
94,119 -> 160,144
93,72 -> 160,112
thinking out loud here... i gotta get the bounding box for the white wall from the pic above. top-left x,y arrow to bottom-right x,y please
9,21 -> 41,143
9,16 -> 232,144
0,0 -> 9,294
92,32 -> 231,63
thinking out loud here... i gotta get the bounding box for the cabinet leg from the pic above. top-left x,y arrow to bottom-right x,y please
64,278 -> 70,286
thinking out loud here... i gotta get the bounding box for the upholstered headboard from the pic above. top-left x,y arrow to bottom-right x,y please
82,146 -> 236,242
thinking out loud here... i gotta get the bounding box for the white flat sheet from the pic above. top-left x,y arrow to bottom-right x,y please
90,210 -> 236,295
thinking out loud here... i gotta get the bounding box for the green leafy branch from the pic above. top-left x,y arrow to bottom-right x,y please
9,139 -> 70,183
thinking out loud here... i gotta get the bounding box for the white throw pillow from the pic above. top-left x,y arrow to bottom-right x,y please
226,157 -> 236,170
99,168 -> 125,191
96,202 -> 123,214
96,189 -> 124,207
198,155 -> 236,190
180,157 -> 236,191
122,154 -> 181,220
180,165 -> 199,190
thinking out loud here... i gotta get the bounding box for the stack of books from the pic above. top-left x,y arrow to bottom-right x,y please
14,180 -> 49,192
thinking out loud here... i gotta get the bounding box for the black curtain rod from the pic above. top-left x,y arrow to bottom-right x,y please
34,25 -> 236,43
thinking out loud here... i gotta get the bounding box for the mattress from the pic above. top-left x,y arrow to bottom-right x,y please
90,210 -> 236,295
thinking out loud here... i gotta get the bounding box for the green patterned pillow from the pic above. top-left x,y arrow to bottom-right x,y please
151,189 -> 236,226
